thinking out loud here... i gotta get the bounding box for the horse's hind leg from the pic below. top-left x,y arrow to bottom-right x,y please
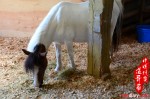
65,41 -> 76,69
54,43 -> 62,72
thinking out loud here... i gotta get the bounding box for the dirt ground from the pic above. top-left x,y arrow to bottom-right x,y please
0,0 -> 150,99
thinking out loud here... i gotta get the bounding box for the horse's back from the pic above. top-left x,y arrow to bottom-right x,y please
53,1 -> 89,42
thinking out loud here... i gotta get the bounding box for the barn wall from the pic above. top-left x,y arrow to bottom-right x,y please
0,0 -> 83,12
0,0 -> 84,37
122,0 -> 150,35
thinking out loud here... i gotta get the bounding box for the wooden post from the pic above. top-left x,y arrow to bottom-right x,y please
101,0 -> 114,80
87,0 -> 103,78
88,0 -> 114,79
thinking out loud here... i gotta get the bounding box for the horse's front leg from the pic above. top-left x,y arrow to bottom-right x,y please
65,41 -> 76,70
54,43 -> 62,72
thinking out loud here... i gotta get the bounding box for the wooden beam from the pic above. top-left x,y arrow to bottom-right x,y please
87,0 -> 114,79
87,0 -> 103,78
100,0 -> 114,80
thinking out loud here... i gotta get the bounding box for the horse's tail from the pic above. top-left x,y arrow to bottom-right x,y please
115,0 -> 123,13
112,0 -> 123,51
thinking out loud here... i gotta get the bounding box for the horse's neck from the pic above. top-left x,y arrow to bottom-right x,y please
30,10 -> 56,52
27,28 -> 52,52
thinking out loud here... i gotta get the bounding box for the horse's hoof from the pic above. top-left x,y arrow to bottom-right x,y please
34,86 -> 40,90
70,67 -> 76,71
101,73 -> 111,81
49,69 -> 58,78
54,68 -> 61,72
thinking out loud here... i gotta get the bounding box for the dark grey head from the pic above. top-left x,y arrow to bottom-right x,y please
22,44 -> 48,88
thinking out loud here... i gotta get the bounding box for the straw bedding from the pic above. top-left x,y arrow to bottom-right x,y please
0,36 -> 150,99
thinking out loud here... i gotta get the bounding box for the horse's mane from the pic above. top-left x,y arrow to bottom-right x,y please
24,44 -> 47,73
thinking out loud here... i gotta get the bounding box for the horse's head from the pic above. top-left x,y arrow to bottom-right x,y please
22,44 -> 48,88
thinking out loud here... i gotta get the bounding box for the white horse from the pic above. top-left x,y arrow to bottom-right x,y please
22,0 -> 123,87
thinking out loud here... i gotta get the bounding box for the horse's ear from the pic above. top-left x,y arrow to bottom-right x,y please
22,49 -> 31,55
40,52 -> 47,57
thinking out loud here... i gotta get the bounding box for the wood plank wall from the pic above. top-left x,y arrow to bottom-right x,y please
122,0 -> 150,35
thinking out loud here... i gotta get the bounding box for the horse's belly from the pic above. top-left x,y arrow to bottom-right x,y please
53,30 -> 88,43
73,26 -> 89,42
74,33 -> 88,42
